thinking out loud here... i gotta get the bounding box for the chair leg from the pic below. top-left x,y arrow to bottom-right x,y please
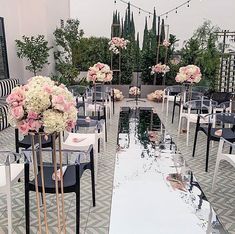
75,164 -> 81,234
205,138 -> 211,172
212,158 -> 221,192
75,188 -> 80,234
171,102 -> 176,124
90,148 -> 96,207
192,125 -> 199,157
6,189 -> 12,234
186,119 -> 190,146
178,115 -> 182,136
25,165 -> 30,234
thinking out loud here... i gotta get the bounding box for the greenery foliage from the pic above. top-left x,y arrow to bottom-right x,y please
74,37 -> 111,71
181,20 -> 220,90
15,35 -> 51,75
53,19 -> 84,85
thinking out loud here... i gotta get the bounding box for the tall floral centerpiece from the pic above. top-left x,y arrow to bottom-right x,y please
175,65 -> 202,101
151,63 -> 170,75
108,37 -> 129,54
129,86 -> 140,97
175,65 -> 202,84
7,76 -> 77,233
87,62 -> 113,83
87,62 -> 113,112
7,76 -> 77,134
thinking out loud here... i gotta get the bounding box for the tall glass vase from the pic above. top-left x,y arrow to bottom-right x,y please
183,82 -> 194,102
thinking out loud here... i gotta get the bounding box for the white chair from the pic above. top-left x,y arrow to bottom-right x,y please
178,99 -> 217,146
0,152 -> 24,233
62,125 -> 105,182
162,85 -> 183,117
212,137 -> 235,192
213,100 -> 232,114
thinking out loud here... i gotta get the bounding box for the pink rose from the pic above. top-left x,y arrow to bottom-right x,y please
11,106 -> 24,120
43,84 -> 53,94
6,88 -> 25,105
59,84 -> 66,89
27,111 -> 38,120
28,119 -> 41,131
18,121 -> 30,135
66,119 -> 76,132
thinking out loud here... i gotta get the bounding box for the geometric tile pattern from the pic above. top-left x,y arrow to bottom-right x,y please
0,99 -> 235,233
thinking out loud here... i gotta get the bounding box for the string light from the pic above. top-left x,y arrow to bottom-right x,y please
114,0 -> 116,3
159,0 -> 193,17
117,0 -> 193,18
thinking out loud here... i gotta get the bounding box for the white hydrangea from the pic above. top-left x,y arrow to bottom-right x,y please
25,86 -> 51,114
43,109 -> 67,134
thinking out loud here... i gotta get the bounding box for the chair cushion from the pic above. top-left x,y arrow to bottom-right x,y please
63,132 -> 96,151
0,164 -> 24,188
200,127 -> 235,141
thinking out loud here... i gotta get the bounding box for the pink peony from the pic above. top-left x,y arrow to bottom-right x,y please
11,106 -> 24,120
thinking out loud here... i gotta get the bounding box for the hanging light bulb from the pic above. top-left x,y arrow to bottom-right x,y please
139,8 -> 141,15
175,8 -> 178,13
114,0 -> 116,3
149,12 -> 151,18
166,13 -> 168,19
187,1 -> 190,7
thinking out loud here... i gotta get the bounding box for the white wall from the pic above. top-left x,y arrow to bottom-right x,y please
0,0 -> 70,84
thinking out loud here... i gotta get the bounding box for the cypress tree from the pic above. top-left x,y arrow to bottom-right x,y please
150,8 -> 157,54
142,17 -> 149,50
160,19 -> 165,43
131,12 -> 135,41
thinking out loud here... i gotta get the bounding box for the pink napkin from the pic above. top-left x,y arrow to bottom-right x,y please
52,166 -> 67,181
215,129 -> 222,136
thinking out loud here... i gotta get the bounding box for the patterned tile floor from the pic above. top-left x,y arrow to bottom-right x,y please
0,99 -> 235,233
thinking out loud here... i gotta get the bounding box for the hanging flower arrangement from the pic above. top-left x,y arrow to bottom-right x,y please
87,62 -> 113,83
129,86 -> 140,96
151,63 -> 170,75
175,65 -> 202,84
7,76 -> 77,135
108,37 -> 129,54
162,39 -> 171,47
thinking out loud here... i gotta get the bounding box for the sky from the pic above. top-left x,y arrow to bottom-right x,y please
70,0 -> 235,48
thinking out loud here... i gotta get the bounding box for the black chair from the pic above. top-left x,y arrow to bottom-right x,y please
15,128 -> 54,153
207,91 -> 231,105
171,91 -> 203,124
24,146 -> 96,234
192,112 -> 235,172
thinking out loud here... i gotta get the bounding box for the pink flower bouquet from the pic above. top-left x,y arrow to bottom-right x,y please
151,63 -> 170,75
7,76 -> 77,135
147,90 -> 164,102
162,39 -> 171,47
113,88 -> 124,101
175,65 -> 202,84
87,62 -> 113,83
108,37 -> 129,54
129,86 -> 140,96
